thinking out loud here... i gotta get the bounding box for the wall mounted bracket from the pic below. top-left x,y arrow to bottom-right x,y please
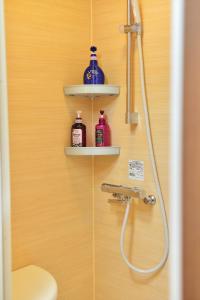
119,23 -> 142,34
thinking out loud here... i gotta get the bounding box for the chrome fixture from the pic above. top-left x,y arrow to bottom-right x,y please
143,194 -> 156,205
108,195 -> 132,205
120,0 -> 142,124
101,183 -> 156,205
120,23 -> 142,34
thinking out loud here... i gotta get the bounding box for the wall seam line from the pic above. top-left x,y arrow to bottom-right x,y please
90,0 -> 95,299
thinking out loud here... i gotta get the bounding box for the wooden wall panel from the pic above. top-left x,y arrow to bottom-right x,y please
93,1 -> 169,299
5,1 -> 93,299
183,0 -> 200,299
5,0 -> 170,299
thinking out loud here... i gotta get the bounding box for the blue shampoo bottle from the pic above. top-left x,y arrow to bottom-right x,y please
83,46 -> 105,84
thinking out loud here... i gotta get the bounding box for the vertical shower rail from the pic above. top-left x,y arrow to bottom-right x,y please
125,0 -> 139,124
126,0 -> 132,124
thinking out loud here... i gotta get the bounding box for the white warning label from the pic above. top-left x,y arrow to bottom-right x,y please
128,160 -> 144,181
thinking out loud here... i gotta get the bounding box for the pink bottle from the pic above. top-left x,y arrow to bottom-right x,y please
95,110 -> 111,147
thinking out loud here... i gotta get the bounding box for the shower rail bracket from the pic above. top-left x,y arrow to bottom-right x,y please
125,111 -> 139,124
120,23 -> 142,34
101,183 -> 156,205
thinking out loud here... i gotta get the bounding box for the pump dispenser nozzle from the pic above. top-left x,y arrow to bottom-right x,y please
76,110 -> 82,119
99,110 -> 105,125
75,111 -> 82,123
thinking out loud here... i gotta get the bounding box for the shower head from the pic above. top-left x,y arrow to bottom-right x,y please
131,0 -> 141,24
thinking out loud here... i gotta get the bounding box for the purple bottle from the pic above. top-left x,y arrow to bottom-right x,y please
95,110 -> 111,147
71,111 -> 86,147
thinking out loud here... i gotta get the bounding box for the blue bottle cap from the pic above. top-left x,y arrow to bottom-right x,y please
90,46 -> 97,52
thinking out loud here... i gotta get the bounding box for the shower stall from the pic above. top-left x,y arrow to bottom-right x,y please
0,0 -> 185,299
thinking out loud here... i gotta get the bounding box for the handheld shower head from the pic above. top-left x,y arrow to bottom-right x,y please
131,0 -> 141,23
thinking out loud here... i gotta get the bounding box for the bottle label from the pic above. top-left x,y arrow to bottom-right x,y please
96,129 -> 104,146
86,70 -> 99,80
72,129 -> 82,146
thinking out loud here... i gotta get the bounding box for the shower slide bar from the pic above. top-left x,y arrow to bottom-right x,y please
101,0 -> 169,276
121,0 -> 142,124
101,183 -> 156,205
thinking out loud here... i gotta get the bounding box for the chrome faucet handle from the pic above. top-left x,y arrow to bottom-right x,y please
143,195 -> 156,205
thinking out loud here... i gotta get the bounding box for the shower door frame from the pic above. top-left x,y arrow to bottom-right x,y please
0,0 -> 12,299
170,0 -> 185,299
183,0 -> 200,299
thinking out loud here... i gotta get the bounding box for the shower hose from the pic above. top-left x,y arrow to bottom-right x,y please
120,34 -> 169,275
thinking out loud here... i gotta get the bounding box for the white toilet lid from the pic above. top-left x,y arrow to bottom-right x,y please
13,265 -> 58,300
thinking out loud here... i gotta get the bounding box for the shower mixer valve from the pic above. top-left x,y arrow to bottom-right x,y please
101,183 -> 156,205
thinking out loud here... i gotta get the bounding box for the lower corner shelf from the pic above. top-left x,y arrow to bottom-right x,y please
64,146 -> 120,156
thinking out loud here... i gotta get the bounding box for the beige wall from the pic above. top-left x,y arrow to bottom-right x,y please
93,0 -> 169,299
5,1 -> 93,299
6,0 -> 169,299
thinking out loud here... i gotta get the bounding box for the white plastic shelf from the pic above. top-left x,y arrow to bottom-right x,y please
64,84 -> 120,98
64,146 -> 120,156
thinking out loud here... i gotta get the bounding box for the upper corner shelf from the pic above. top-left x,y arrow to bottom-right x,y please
64,84 -> 120,98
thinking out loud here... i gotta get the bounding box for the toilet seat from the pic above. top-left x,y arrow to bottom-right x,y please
13,265 -> 58,300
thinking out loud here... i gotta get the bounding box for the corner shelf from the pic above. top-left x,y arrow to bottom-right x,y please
64,84 -> 120,98
64,146 -> 120,156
